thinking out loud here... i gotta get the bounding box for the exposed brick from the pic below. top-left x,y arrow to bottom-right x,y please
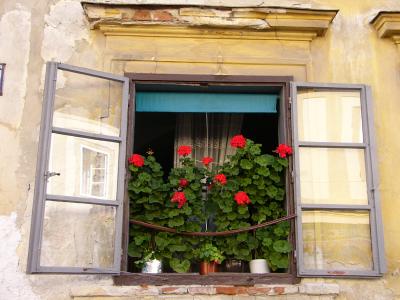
161,287 -> 188,295
247,287 -> 271,295
273,287 -> 285,295
152,10 -> 174,22
215,286 -> 239,295
133,10 -> 151,21
188,287 -> 216,295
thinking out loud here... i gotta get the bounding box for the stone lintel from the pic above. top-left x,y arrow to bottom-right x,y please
82,3 -> 337,41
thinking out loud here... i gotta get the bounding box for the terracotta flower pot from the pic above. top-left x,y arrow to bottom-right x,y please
199,261 -> 218,275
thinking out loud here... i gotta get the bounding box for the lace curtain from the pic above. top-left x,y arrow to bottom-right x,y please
174,113 -> 243,167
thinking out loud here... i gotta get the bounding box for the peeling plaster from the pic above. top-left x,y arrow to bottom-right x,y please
0,7 -> 31,128
0,213 -> 39,299
41,1 -> 89,62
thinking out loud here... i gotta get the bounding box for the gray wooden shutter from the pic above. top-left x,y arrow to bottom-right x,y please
291,82 -> 385,277
27,62 -> 129,274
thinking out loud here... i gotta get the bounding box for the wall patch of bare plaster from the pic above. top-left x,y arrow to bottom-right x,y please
0,6 -> 31,128
0,213 -> 39,300
41,0 -> 89,63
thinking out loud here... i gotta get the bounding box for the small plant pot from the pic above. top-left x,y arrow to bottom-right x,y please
199,261 -> 218,275
224,259 -> 247,272
249,259 -> 270,273
141,259 -> 162,273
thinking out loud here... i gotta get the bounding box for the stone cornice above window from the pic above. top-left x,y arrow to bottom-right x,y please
81,2 -> 338,41
371,11 -> 400,44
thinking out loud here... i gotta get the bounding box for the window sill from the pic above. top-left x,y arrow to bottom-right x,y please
113,272 -> 300,286
71,281 -> 340,298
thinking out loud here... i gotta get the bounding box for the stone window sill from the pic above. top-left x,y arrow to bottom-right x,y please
70,282 -> 340,299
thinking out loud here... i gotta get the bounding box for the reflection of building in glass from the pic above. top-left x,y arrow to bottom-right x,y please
81,146 -> 108,199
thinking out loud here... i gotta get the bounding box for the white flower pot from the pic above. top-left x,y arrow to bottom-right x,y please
141,259 -> 162,273
249,259 -> 270,273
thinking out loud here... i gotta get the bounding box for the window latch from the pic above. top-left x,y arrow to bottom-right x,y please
45,171 -> 60,181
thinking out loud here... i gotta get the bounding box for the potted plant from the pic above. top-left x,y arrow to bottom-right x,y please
135,250 -> 163,273
209,136 -> 292,273
196,242 -> 225,275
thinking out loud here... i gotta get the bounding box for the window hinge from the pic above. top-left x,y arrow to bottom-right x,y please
291,171 -> 294,183
288,97 -> 292,110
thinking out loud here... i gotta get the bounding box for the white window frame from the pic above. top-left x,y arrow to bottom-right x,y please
80,145 -> 109,199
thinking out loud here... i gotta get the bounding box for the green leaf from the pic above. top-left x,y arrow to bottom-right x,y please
256,167 -> 270,177
170,258 -> 191,273
255,154 -> 274,167
266,185 -> 278,198
237,205 -> 248,215
134,234 -> 150,246
273,240 -> 292,253
128,242 -> 141,257
240,159 -> 253,170
155,233 -> 170,250
168,216 -> 185,227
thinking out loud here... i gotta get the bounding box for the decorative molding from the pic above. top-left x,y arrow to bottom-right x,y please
82,3 -> 337,41
371,11 -> 400,44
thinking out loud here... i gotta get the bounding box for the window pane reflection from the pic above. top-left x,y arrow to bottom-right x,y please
53,70 -> 122,137
47,133 -> 119,200
299,148 -> 368,205
302,210 -> 373,271
40,201 -> 116,268
297,89 -> 363,143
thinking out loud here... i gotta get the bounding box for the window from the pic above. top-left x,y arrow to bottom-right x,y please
27,63 -> 385,280
81,146 -> 109,199
292,83 -> 386,277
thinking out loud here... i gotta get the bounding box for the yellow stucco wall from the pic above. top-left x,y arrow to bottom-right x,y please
1,0 -> 400,299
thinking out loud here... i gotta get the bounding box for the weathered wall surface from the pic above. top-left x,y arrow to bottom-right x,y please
1,0 -> 400,299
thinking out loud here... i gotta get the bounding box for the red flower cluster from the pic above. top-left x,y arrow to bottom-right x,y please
202,156 -> 213,166
234,191 -> 251,206
128,154 -> 144,167
177,145 -> 192,157
230,135 -> 247,148
274,144 -> 293,158
171,191 -> 187,208
214,173 -> 227,185
179,178 -> 189,187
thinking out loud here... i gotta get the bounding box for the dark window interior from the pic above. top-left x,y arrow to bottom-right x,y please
133,112 -> 279,173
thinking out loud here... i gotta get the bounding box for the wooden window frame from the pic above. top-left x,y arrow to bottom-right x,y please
116,73 -> 299,285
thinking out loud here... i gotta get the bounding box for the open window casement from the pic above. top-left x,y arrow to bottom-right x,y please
291,82 -> 386,277
27,62 -> 129,274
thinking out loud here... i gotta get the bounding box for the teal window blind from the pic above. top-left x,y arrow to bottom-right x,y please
136,92 -> 278,113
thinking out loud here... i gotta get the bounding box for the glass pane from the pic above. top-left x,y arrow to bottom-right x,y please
40,201 -> 116,268
53,70 -> 122,136
297,89 -> 363,143
299,148 -> 368,205
47,133 -> 119,200
302,210 -> 373,271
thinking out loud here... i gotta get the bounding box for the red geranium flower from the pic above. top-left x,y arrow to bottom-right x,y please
214,173 -> 227,185
274,144 -> 293,158
234,191 -> 251,206
177,145 -> 192,157
171,191 -> 187,208
128,154 -> 144,167
179,178 -> 189,187
230,135 -> 247,148
202,156 -> 213,166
